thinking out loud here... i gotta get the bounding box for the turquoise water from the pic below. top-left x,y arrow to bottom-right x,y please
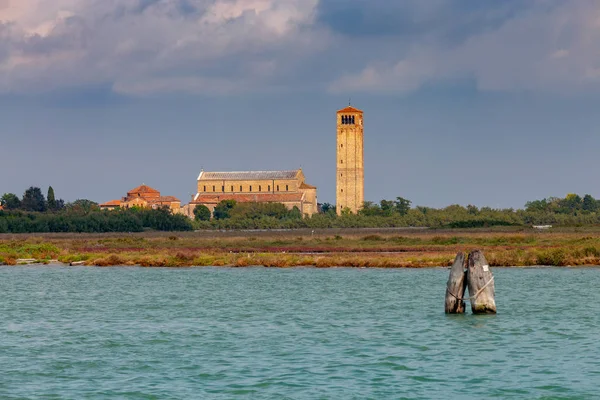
1,266 -> 599,399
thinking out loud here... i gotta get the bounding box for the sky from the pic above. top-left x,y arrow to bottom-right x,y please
2,0 -> 600,209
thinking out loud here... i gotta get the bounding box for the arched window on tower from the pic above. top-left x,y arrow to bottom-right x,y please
351,116 -> 355,124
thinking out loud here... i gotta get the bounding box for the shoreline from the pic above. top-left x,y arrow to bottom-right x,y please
5,260 -> 600,268
3,228 -> 600,267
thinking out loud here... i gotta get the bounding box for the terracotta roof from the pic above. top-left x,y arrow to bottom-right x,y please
127,184 -> 160,195
299,182 -> 316,189
100,200 -> 122,207
157,196 -> 180,203
198,170 -> 300,181
192,192 -> 304,204
337,106 -> 363,114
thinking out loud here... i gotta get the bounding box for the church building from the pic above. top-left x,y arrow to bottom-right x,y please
182,169 -> 317,217
100,185 -> 181,213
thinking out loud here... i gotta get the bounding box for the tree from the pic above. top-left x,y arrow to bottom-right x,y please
340,206 -> 353,216
193,204 -> 211,221
395,197 -> 412,216
21,187 -> 46,212
1,193 -> 21,210
525,199 -> 549,212
359,201 -> 381,216
559,193 -> 582,214
380,200 -> 395,216
47,186 -> 56,211
213,200 -> 236,220
582,194 -> 598,212
65,199 -> 99,214
320,203 -> 336,216
467,205 -> 479,215
289,206 -> 302,219
54,199 -> 65,211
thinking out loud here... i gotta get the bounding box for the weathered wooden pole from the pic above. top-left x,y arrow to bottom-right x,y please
467,250 -> 496,314
445,252 -> 467,314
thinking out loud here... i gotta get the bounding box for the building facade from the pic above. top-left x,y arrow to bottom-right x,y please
182,169 -> 317,217
336,106 -> 364,215
99,185 -> 181,213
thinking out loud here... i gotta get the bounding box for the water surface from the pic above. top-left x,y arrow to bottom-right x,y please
1,266 -> 598,399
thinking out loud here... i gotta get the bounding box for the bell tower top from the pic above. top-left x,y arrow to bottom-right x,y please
336,106 -> 363,114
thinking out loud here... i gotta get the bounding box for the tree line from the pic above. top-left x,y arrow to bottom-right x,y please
1,187 -> 65,212
190,193 -> 600,230
0,187 -> 192,233
3,186 -> 600,232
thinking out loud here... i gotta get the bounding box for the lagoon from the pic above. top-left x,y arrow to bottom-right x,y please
0,266 -> 599,398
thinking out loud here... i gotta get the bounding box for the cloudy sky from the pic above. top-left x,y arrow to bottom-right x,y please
2,0 -> 600,208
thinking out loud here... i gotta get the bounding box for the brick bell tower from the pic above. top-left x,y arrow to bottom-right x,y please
336,105 -> 364,215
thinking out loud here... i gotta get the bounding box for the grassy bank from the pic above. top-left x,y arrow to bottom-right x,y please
2,228 -> 600,267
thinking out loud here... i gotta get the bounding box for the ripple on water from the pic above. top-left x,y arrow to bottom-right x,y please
0,266 -> 599,399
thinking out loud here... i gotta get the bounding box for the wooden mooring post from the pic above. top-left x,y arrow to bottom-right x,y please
445,250 -> 496,314
467,250 -> 496,314
445,252 -> 467,314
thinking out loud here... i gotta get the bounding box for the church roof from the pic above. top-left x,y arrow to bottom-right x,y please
157,196 -> 180,203
337,106 -> 363,114
192,192 -> 304,204
198,170 -> 300,181
127,184 -> 160,195
299,182 -> 316,189
99,200 -> 121,207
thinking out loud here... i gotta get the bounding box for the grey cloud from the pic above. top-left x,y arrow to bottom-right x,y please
18,16 -> 90,56
329,0 -> 600,94
0,23 -> 11,62
316,0 -> 527,44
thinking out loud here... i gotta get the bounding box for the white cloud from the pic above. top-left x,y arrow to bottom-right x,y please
0,0 -> 320,95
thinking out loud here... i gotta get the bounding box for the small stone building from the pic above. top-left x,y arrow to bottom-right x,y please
100,185 -> 181,213
181,169 -> 317,218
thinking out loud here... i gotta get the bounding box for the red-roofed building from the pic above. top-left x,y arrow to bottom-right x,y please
100,184 -> 181,213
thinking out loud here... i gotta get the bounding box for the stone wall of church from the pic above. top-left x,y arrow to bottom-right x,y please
197,178 -> 299,194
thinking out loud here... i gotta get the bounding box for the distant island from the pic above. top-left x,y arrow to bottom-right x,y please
2,188 -> 600,267
1,187 -> 600,233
